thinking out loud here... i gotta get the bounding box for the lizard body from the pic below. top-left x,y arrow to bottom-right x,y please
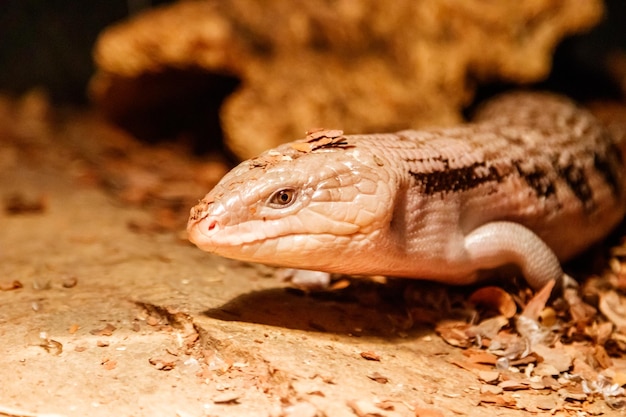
187,92 -> 626,289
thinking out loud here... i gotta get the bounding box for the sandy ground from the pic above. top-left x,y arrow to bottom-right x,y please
1,102 -> 624,417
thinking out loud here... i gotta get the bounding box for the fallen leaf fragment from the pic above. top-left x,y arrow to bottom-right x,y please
532,395 -> 558,411
469,286 -> 517,318
587,321 -> 613,345
564,287 -> 597,325
373,400 -> 395,411
468,315 -> 509,340
479,392 -> 517,407
289,141 -> 314,152
594,345 -> 613,369
101,358 -> 117,370
609,362 -> 626,386
540,375 -> 559,389
435,320 -> 473,348
464,349 -> 498,365
521,278 -> 555,318
0,280 -> 23,291
450,359 -> 493,373
599,290 -> 626,328
39,338 -> 63,355
478,370 -> 500,384
90,323 -> 117,336
62,276 -> 78,288
509,353 -> 538,367
366,372 -> 389,384
360,351 -> 381,361
149,356 -> 177,371
310,136 -> 333,148
558,386 -> 587,401
3,193 -> 47,215
499,379 -> 530,391
533,363 -> 560,377
480,384 -> 503,395
572,357 -> 598,381
212,392 -> 240,404
532,345 -> 573,374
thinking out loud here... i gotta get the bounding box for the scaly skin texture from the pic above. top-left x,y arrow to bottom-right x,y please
187,92 -> 626,289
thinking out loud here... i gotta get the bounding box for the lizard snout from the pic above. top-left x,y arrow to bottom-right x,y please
195,215 -> 221,235
187,197 -> 222,244
187,213 -> 223,251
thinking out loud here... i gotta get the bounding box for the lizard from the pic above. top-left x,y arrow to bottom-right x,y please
187,92 -> 626,290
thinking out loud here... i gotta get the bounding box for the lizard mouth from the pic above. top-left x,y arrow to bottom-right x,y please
187,215 -> 280,252
187,215 -> 346,264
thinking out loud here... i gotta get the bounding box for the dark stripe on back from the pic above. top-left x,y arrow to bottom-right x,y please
593,139 -> 623,197
409,160 -> 503,194
556,162 -> 594,210
513,162 -> 556,199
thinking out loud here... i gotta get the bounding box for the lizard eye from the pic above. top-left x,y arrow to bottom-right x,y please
267,188 -> 297,208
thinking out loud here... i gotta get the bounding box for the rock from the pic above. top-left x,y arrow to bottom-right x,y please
90,0 -> 603,159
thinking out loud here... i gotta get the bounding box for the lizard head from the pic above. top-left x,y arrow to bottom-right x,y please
187,131 -> 396,272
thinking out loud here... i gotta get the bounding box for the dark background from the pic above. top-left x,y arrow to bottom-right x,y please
0,0 -> 174,104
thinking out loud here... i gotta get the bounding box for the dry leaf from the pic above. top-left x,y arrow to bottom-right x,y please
360,351 -> 381,361
468,315 -> 509,340
469,286 -> 517,318
435,320 -> 473,348
479,393 -> 516,407
290,141 -> 314,152
450,359 -> 493,373
593,345 -> 613,369
499,379 -> 529,391
149,356 -> 177,371
0,280 -> 23,291
212,393 -> 240,404
90,323 -> 117,336
101,358 -> 117,370
565,288 -> 597,325
478,370 -> 500,383
532,344 -> 573,373
520,279 -> 555,320
599,290 -> 626,328
480,384 -> 503,395
366,372 -> 389,384
62,276 -> 78,288
464,349 -> 498,365
3,192 -> 47,215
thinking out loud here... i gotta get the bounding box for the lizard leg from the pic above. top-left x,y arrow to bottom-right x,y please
463,221 -> 563,290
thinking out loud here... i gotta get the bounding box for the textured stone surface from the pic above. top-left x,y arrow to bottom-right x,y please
3,87 -> 626,416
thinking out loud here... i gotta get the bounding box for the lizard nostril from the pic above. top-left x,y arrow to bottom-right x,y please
207,219 -> 218,231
